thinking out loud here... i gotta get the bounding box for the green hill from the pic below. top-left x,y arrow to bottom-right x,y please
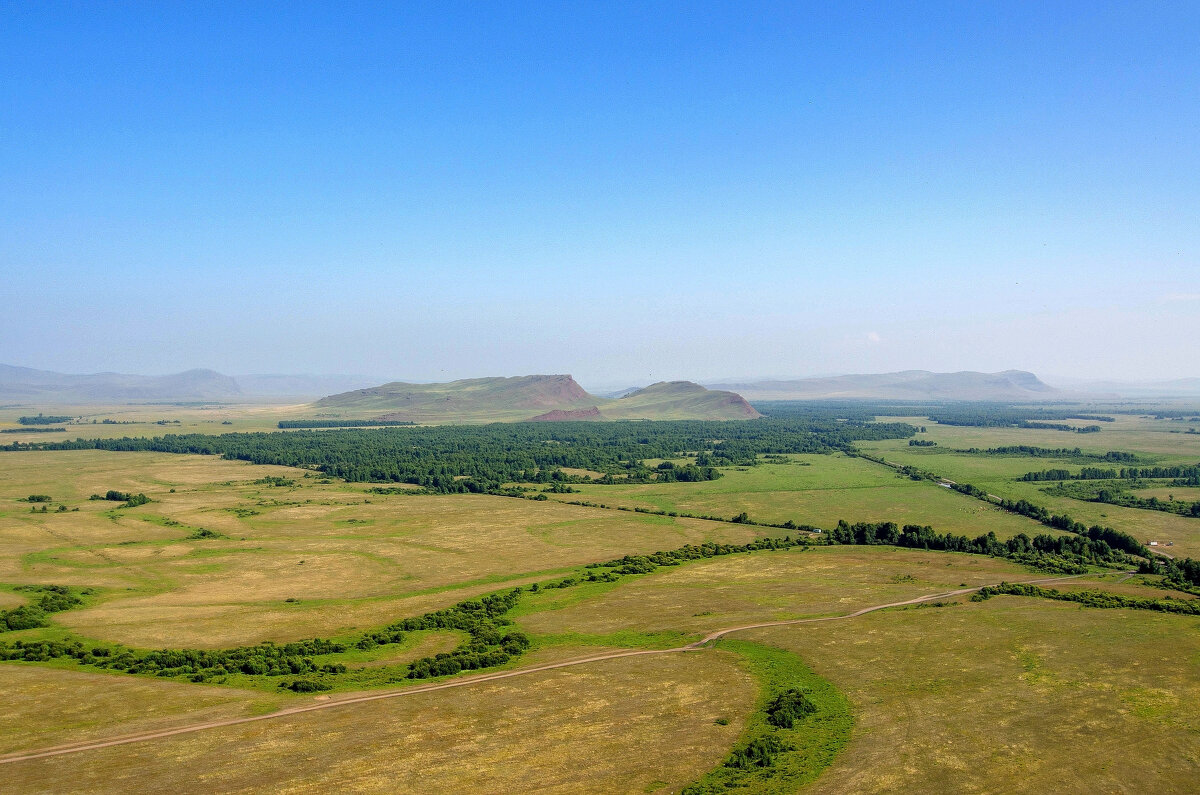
311,375 -> 759,423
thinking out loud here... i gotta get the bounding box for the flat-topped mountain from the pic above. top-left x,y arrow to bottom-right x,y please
315,375 -> 759,422
709,370 -> 1059,401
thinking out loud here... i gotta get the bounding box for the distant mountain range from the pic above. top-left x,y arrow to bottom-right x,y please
707,370 -> 1060,401
5,363 -> 1197,409
0,365 -> 380,403
315,375 -> 761,422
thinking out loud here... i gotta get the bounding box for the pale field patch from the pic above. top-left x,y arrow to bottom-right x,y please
5,652 -> 756,795
518,545 -> 1033,640
0,665 -> 288,755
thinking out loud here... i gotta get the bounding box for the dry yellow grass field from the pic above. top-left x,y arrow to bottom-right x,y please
0,451 -> 775,647
4,652 -> 755,794
517,545 -> 1035,641
745,598 -> 1200,794
0,665 -> 288,756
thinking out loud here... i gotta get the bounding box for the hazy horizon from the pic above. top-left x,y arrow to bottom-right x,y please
3,4 -> 1197,385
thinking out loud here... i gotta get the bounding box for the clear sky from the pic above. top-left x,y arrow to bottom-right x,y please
2,2 -> 1197,387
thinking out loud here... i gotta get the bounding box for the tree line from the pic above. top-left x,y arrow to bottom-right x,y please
953,446 -> 1138,462
18,414 -> 72,425
1020,463 -> 1200,483
277,419 -> 416,428
973,582 -> 1200,615
1044,481 -> 1200,518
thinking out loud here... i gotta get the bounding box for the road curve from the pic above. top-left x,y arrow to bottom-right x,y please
0,573 -> 1086,766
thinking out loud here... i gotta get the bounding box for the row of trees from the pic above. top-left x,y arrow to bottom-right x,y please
1020,463 -> 1200,483
1045,482 -> 1200,518
973,583 -> 1200,615
945,483 -> 1149,556
955,446 -> 1139,462
277,419 -> 415,428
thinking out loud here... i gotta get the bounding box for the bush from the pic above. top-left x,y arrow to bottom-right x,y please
765,688 -> 817,728
725,735 -> 793,770
284,679 -> 332,692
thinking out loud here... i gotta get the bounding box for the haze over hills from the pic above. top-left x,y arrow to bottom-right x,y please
316,375 -> 761,422
0,365 -> 382,403
6,363 -> 1198,409
0,364 -> 244,402
708,370 -> 1061,402
1043,375 -> 1200,398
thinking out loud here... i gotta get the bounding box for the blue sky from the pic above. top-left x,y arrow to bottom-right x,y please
2,2 -> 1197,386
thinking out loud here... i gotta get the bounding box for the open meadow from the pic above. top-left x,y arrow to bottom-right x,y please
1,403 -> 1199,792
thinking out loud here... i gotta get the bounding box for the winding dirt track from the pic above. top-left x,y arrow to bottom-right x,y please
0,573 -> 1085,766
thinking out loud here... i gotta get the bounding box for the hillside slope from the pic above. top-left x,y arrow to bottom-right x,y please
318,375 -> 597,423
604,381 -> 761,420
709,370 -> 1058,401
313,375 -> 759,422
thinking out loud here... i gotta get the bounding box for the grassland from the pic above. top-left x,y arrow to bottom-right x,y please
550,453 -> 1054,541
0,451 -> 774,647
2,403 -> 1199,792
5,652 -> 756,794
516,545 -> 1036,642
858,417 -> 1200,557
748,598 -> 1200,793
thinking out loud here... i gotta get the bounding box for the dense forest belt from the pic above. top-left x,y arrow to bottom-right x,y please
0,418 -> 915,493
0,573 -> 1088,768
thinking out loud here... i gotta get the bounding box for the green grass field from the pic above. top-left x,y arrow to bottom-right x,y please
552,453 -> 1056,541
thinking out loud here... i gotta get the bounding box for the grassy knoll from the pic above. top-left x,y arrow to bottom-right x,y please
4,652 -> 756,794
551,453 -> 1047,540
744,598 -> 1200,794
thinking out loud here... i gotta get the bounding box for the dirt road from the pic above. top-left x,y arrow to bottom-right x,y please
0,573 -> 1085,766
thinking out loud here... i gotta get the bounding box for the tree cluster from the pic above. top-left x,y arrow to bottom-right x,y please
0,586 -> 86,632
18,414 -> 71,425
